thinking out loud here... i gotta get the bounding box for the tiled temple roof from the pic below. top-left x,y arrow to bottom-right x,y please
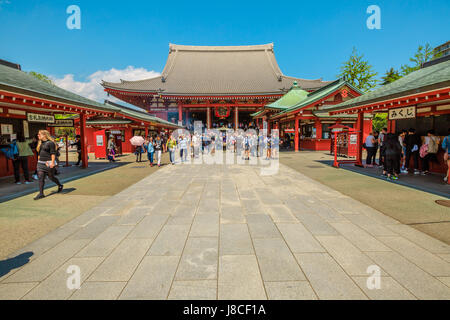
102,43 -> 331,96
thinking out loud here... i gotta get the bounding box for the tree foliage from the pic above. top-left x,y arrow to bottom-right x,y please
372,113 -> 387,133
381,67 -> 401,85
400,43 -> 442,76
28,71 -> 53,85
338,48 -> 378,92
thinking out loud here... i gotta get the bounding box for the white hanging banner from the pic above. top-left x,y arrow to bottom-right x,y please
27,113 -> 55,123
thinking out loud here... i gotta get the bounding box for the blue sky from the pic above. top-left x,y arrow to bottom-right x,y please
0,0 -> 449,102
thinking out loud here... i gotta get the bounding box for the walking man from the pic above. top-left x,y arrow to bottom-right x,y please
70,135 -> 82,166
154,135 -> 163,167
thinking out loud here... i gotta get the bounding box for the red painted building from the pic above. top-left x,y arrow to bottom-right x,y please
0,61 -> 179,178
327,56 -> 450,180
102,44 -> 331,129
253,79 -> 372,151
74,100 -> 180,159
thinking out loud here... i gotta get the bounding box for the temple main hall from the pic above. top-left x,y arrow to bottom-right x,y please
101,43 -> 331,129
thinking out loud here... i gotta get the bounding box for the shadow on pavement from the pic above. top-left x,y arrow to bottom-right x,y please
0,159 -> 131,203
318,159 -> 450,199
45,187 -> 77,198
0,252 -> 33,278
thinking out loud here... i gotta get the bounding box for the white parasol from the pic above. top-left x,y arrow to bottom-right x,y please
130,136 -> 145,146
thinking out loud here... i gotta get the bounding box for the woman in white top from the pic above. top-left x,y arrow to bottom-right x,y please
364,132 -> 376,167
421,129 -> 440,175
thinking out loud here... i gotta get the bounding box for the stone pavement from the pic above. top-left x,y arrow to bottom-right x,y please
1,160 -> 450,300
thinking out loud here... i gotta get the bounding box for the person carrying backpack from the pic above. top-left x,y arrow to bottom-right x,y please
420,129 -> 440,175
442,128 -> 450,182
13,133 -> 34,185
404,128 -> 421,174
383,133 -> 402,181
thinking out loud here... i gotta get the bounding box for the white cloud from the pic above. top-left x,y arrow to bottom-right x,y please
0,0 -> 11,9
51,66 -> 160,105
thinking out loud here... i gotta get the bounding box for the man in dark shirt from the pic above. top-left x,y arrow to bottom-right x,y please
404,128 -> 421,174
71,135 -> 82,166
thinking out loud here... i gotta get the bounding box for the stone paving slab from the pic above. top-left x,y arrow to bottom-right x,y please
295,253 -> 368,300
218,255 -> 267,300
69,281 -> 126,300
1,161 -> 450,300
88,238 -> 154,282
264,281 -> 317,300
253,238 -> 306,281
22,257 -> 104,300
119,256 -> 180,300
168,280 -> 217,300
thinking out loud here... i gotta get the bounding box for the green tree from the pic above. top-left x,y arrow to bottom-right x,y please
381,67 -> 401,85
338,47 -> 378,92
400,43 -> 442,76
28,71 -> 53,85
372,113 -> 387,132
56,127 -> 75,138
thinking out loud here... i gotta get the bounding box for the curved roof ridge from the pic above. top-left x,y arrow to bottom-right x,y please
282,75 -> 329,82
102,75 -> 162,87
169,43 -> 274,52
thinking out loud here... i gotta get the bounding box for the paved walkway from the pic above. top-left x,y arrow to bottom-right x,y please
1,160 -> 450,300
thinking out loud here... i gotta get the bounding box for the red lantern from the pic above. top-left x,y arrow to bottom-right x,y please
215,106 -> 230,119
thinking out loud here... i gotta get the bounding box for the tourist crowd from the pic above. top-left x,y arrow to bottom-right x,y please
133,130 -> 281,166
364,127 -> 450,182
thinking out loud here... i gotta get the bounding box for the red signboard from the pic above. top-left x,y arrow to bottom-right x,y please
94,129 -> 106,159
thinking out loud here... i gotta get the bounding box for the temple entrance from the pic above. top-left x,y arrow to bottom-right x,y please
187,111 -> 206,131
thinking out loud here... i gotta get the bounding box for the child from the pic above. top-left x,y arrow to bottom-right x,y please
108,147 -> 116,162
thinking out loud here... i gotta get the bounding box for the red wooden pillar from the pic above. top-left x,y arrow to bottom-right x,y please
206,107 -> 211,129
294,116 -> 299,152
80,112 -> 88,168
315,119 -> 322,140
48,126 -> 55,136
387,119 -> 396,133
355,111 -> 364,167
234,107 -> 239,129
144,124 -> 148,138
178,102 -> 183,125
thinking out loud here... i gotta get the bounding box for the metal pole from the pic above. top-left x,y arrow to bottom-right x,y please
64,134 -> 70,167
